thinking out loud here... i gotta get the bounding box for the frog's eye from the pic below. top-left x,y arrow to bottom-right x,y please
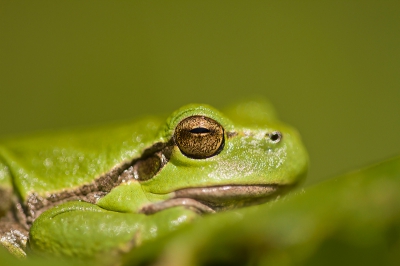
174,116 -> 224,159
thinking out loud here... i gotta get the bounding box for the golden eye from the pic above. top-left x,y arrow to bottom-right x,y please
174,116 -> 224,159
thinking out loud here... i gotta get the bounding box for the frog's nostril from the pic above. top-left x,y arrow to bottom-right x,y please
268,131 -> 282,143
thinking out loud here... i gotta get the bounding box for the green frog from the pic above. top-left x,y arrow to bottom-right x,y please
0,100 -> 308,258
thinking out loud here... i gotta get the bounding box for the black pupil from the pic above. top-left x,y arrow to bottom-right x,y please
190,127 -> 210,134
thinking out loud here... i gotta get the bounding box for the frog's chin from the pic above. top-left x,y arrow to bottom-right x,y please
140,185 -> 290,214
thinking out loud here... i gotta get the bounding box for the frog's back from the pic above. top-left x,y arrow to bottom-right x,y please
0,116 -> 163,201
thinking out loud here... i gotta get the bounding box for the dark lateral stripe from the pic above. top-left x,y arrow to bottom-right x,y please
24,141 -> 171,223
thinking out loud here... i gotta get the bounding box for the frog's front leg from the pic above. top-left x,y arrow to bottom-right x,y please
0,215 -> 29,258
0,162 -> 29,258
29,201 -> 200,258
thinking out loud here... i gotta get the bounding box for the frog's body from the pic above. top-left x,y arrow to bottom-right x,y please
0,100 -> 308,258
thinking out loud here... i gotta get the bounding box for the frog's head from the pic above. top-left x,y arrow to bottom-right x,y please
135,100 -> 308,213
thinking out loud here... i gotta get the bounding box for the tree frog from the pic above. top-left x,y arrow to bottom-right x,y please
0,100 -> 308,259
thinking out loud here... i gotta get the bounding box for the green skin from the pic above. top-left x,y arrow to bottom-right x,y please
0,100 -> 308,258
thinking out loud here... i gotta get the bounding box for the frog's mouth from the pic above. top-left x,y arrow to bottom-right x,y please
140,185 -> 290,214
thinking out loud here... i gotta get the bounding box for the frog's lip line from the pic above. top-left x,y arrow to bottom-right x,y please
140,184 -> 287,214
173,184 -> 280,199
140,198 -> 216,214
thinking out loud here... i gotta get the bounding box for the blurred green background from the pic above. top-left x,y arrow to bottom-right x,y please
1,0 -> 399,186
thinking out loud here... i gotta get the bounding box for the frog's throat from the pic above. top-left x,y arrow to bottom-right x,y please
139,184 -> 289,214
